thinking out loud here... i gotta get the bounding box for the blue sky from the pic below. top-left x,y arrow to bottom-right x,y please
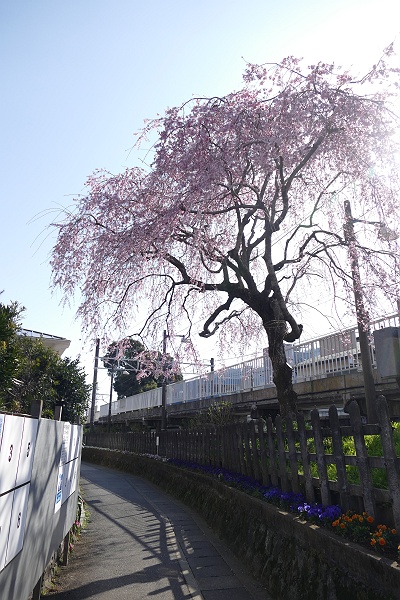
0,0 -> 398,395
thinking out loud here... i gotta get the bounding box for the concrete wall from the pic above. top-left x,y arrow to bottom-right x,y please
0,416 -> 82,600
83,447 -> 400,600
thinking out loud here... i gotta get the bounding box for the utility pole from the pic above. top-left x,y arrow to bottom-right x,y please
90,338 -> 100,432
107,364 -> 115,433
343,200 -> 377,423
161,330 -> 167,430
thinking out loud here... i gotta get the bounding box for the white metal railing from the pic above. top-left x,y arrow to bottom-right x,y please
95,313 -> 400,421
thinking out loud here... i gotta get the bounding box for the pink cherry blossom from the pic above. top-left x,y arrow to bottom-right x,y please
51,51 -> 400,416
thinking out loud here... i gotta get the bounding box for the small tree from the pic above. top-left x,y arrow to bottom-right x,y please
11,336 -> 59,415
52,356 -> 91,423
11,336 -> 90,422
51,48 -> 400,416
187,400 -> 234,428
103,338 -> 181,399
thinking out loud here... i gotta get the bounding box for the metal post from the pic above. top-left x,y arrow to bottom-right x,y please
161,330 -> 167,430
54,404 -> 63,421
90,338 -> 100,432
344,200 -> 377,422
62,531 -> 70,566
31,399 -> 43,419
32,575 -> 43,600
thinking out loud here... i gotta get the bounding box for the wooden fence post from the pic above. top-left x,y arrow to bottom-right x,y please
311,409 -> 331,506
275,415 -> 289,492
329,404 -> 351,512
257,419 -> 270,486
286,416 -> 300,493
296,411 -> 315,503
376,395 -> 400,530
266,416 -> 279,487
243,423 -> 254,479
250,420 -> 261,482
236,424 -> 246,475
348,401 -> 375,517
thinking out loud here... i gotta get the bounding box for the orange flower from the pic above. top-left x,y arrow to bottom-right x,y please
370,539 -> 377,546
379,538 -> 386,546
340,523 -> 346,529
367,516 -> 374,524
392,529 -> 397,535
359,517 -> 363,523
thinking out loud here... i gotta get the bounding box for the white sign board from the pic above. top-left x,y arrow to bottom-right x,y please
0,416 -> 24,495
0,414 -> 40,572
4,484 -> 30,568
15,418 -> 38,488
0,491 -> 14,572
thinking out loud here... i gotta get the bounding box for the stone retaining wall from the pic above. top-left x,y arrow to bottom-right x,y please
82,447 -> 400,600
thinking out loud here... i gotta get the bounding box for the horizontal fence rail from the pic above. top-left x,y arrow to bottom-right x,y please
86,396 -> 400,531
96,313 -> 400,421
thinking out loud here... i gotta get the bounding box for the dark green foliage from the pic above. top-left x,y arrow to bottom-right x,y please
6,335 -> 90,423
0,300 -> 23,405
52,356 -> 91,423
12,336 -> 60,415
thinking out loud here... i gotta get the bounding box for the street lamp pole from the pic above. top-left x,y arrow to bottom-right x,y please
343,200 -> 377,423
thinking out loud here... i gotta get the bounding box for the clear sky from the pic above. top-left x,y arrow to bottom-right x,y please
1,0 -> 399,396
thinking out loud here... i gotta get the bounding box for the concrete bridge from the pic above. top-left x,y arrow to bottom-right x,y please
95,313 -> 400,427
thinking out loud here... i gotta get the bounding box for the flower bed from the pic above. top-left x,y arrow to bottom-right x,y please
167,457 -> 400,561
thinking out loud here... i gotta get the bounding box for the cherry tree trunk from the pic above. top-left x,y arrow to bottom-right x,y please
265,321 -> 298,418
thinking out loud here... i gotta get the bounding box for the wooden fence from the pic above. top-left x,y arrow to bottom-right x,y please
84,395 -> 400,530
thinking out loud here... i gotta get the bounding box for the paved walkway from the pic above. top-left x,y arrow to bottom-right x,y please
47,462 -> 272,600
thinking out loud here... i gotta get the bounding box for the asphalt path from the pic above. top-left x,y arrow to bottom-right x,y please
46,462 -> 272,600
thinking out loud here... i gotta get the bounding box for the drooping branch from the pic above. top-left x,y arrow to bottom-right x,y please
199,295 -> 246,338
